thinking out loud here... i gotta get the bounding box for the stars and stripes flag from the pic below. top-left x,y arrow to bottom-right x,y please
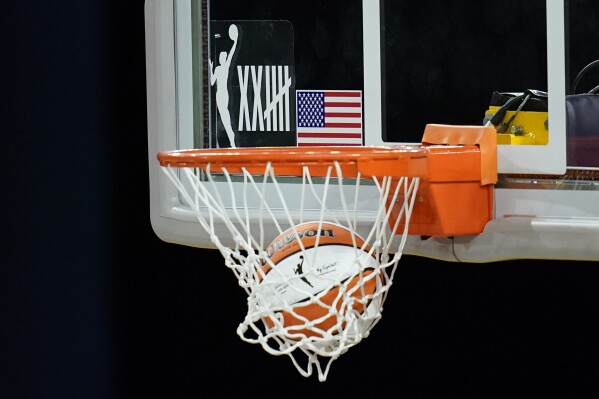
296,90 -> 363,146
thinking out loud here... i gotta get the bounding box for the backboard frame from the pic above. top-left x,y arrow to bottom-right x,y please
362,0 -> 567,175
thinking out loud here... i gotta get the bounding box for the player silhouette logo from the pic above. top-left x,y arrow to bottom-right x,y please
210,24 -> 238,148
294,255 -> 314,288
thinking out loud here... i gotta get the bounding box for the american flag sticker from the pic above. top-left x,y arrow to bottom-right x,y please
296,90 -> 363,146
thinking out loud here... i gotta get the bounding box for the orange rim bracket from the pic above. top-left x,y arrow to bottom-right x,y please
422,124 -> 498,185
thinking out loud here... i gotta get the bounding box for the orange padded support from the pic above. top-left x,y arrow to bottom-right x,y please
388,124 -> 498,236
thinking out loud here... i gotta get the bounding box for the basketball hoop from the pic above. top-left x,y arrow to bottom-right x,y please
156,124 -> 497,381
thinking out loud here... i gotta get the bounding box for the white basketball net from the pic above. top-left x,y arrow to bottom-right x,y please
160,160 -> 419,381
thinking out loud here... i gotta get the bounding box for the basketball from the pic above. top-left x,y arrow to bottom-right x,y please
228,24 -> 238,40
257,222 -> 383,339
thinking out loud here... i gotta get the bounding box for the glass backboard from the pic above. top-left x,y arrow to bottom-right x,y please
145,0 -> 599,261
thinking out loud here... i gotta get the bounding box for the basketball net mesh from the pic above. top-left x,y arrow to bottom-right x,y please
161,161 -> 419,381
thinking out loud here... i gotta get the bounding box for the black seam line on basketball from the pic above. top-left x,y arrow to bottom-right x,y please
275,267 -> 378,306
263,243 -> 374,276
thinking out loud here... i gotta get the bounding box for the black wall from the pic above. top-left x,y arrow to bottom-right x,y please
2,1 -> 599,398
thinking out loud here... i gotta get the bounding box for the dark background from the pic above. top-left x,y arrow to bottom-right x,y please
381,0 -> 550,141
2,1 -> 599,398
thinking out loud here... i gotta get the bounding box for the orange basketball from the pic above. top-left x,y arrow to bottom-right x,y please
257,222 -> 383,339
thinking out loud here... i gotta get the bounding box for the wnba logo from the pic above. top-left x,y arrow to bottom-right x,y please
210,20 -> 296,148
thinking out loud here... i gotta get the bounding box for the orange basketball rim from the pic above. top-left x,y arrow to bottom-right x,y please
157,124 -> 498,238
